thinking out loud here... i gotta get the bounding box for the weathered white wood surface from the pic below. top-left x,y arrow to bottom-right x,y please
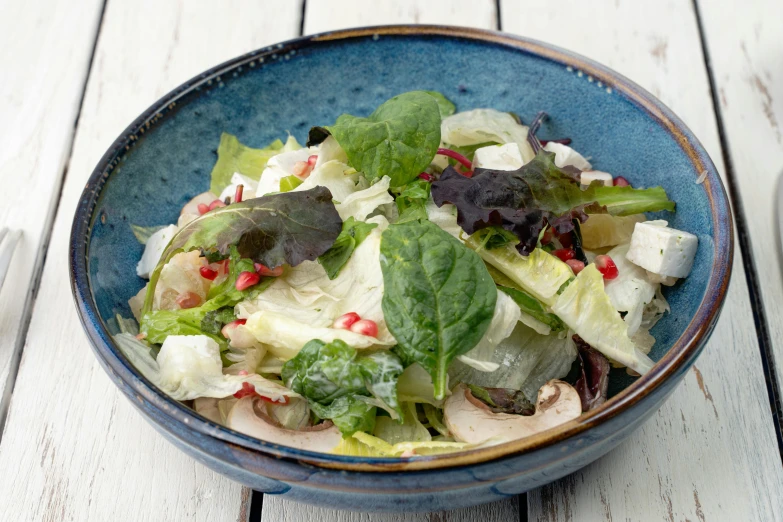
501,0 -> 783,520
0,0 -> 103,425
699,0 -> 783,396
0,0 -> 301,521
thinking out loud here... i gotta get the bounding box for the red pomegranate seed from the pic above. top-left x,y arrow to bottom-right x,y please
307,154 -> 318,167
176,291 -> 202,309
292,157 -> 317,180
235,271 -> 260,291
209,199 -> 226,211
254,263 -> 284,277
594,255 -> 619,280
237,370 -> 249,376
197,203 -> 210,215
234,184 -> 244,204
541,228 -> 554,245
199,266 -> 218,280
613,176 -> 631,187
233,382 -> 257,399
221,318 -> 247,338
350,319 -> 378,337
418,172 -> 433,182
552,248 -> 576,262
333,312 -> 361,329
565,259 -> 585,274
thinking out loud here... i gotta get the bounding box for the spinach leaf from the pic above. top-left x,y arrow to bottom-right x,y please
130,224 -> 166,245
497,284 -> 565,333
327,91 -> 441,188
282,339 -> 404,436
317,217 -> 378,279
431,151 -> 674,255
393,179 -> 431,224
201,308 -> 238,335
423,91 -> 456,118
380,220 -> 497,399
309,396 -> 376,437
142,187 -> 342,314
209,133 -> 294,195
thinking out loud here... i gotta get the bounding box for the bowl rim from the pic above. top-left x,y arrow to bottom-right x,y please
70,24 -> 733,473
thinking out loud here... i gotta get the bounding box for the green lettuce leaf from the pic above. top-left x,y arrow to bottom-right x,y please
423,91 -> 456,118
327,91 -> 441,188
373,402 -> 430,444
209,133 -> 301,195
317,217 -> 378,279
142,187 -> 342,314
130,224 -> 166,245
551,264 -> 654,374
393,178 -> 431,224
380,220 -> 497,399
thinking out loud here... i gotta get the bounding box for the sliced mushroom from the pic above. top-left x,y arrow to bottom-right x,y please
194,397 -> 222,424
227,397 -> 342,452
444,381 -> 582,444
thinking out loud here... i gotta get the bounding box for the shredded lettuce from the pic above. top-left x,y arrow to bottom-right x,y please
331,431 -> 473,457
209,133 -> 300,195
552,264 -> 654,374
457,291 -> 522,372
441,108 -> 535,163
373,402 -> 430,444
604,243 -> 657,336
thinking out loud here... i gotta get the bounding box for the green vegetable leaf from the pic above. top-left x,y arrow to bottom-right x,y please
423,91 -> 456,118
317,217 -> 378,279
380,220 -> 497,399
465,384 -> 535,415
130,224 -> 166,245
282,339 -> 404,436
309,396 -> 376,437
201,308 -> 238,335
279,175 -> 303,192
209,133 -> 300,195
142,187 -> 342,314
495,282 -> 565,333
394,178 -> 431,224
327,91 -> 441,188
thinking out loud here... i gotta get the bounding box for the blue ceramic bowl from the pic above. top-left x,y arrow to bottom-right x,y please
70,26 -> 732,512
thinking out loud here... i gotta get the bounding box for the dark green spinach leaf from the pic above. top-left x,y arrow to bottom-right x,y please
327,91 -> 441,188
393,178 -> 431,224
309,396 -> 376,437
380,220 -> 497,399
317,217 -> 378,279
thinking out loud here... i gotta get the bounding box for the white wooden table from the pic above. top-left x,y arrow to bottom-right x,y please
1,0 -> 782,520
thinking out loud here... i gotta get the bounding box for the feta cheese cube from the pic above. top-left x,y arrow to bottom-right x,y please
626,221 -> 698,278
580,170 -> 613,187
543,142 -> 592,170
473,143 -> 524,171
136,224 -> 178,279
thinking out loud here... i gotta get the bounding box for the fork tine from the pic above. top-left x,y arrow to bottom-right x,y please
0,230 -> 21,292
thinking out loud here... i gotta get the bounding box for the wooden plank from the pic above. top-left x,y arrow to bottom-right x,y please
500,0 -> 783,520
263,1 -> 521,521
0,1 -> 302,521
0,0 -> 103,424
698,0 -> 783,412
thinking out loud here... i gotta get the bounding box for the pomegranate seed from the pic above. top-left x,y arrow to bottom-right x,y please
565,259 -> 585,274
552,248 -> 576,262
613,176 -> 631,187
541,228 -> 554,245
254,263 -> 284,277
235,271 -> 260,291
237,370 -> 249,376
333,312 -> 361,329
199,266 -> 219,280
418,172 -> 433,182
307,154 -> 318,167
135,332 -> 147,340
350,319 -> 378,337
557,232 -> 573,248
176,291 -> 202,309
197,203 -> 209,215
594,255 -> 619,280
233,382 -> 257,399
292,158 -> 317,180
234,184 -> 244,204
209,199 -> 226,211
221,318 -> 247,338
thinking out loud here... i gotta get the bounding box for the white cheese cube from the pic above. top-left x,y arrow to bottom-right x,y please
626,221 -> 698,278
543,142 -> 592,170
473,143 -> 524,171
218,173 -> 259,202
136,224 -> 178,279
580,170 -> 613,187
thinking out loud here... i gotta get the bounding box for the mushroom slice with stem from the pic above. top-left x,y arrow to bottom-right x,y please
444,381 -> 582,444
227,396 -> 342,452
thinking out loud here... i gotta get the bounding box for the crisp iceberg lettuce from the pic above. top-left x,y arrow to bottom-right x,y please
373,402 -> 431,444
294,160 -> 362,203
425,199 -> 462,240
332,431 -> 474,457
335,176 -> 394,221
441,108 -> 535,163
397,363 -> 443,407
604,243 -> 657,336
580,214 -> 646,249
552,264 -> 654,374
457,291 -> 522,372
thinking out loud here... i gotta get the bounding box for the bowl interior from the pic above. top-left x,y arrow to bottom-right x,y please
85,30 -> 716,449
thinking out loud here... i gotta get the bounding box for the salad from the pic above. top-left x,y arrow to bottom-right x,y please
116,91 -> 698,457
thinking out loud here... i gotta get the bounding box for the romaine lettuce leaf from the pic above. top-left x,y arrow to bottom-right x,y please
551,264 -> 654,374
331,431 -> 473,457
